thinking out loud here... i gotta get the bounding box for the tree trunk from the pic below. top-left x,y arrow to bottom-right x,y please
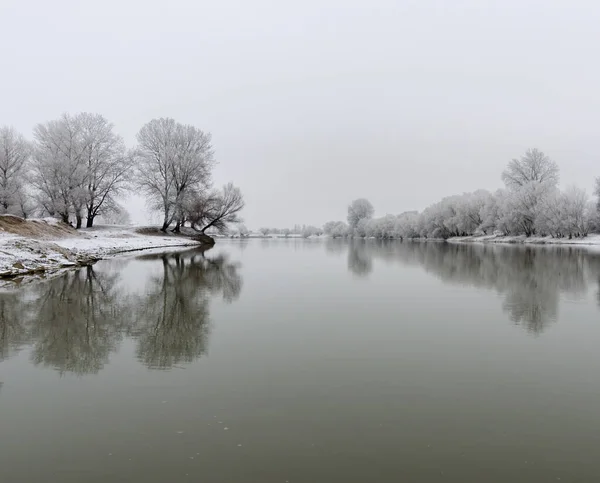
161,219 -> 170,232
60,212 -> 70,224
86,216 -> 94,228
171,221 -> 181,233
193,232 -> 216,246
76,213 -> 82,229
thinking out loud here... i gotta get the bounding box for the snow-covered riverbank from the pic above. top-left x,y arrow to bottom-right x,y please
448,233 -> 600,247
0,217 -> 201,280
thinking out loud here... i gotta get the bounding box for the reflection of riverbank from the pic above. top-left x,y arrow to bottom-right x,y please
344,239 -> 600,335
0,248 -> 242,374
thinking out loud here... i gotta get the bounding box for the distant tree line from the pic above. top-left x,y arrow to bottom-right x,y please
323,149 -> 600,240
257,225 -> 324,238
0,115 -> 243,232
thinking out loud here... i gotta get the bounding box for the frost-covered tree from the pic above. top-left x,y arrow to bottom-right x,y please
10,186 -> 35,219
185,183 -> 244,234
301,225 -> 321,238
134,118 -> 214,232
316,148 -> 595,241
334,222 -> 349,238
415,192 -> 492,239
594,178 -> 600,213
78,114 -> 132,227
0,127 -> 31,216
460,190 -> 490,234
499,149 -> 560,237
365,214 -> 396,239
32,113 -> 131,227
259,227 -> 270,236
494,189 -> 520,235
479,191 -> 500,234
419,198 -> 455,239
32,113 -> 90,225
536,186 -> 593,238
513,181 -> 556,236
323,221 -> 349,238
394,211 -> 420,239
96,203 -> 132,225
347,198 -> 374,231
354,217 -> 370,237
323,221 -> 336,236
501,148 -> 559,189
237,224 -> 249,237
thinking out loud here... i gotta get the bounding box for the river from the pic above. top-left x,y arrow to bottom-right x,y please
1,239 -> 600,482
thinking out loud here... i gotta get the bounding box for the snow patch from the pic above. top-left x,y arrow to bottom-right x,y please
449,234 -> 600,247
0,225 -> 201,283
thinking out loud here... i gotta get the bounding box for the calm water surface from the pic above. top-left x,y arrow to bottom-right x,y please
2,239 -> 600,482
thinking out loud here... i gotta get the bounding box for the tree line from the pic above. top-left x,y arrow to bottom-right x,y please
323,149 -> 600,240
0,115 -> 243,232
257,225 -> 324,238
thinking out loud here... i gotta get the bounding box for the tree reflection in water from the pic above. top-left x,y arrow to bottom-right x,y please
28,266 -> 124,375
347,239 -> 373,278
345,240 -> 599,335
0,247 -> 242,374
128,248 -> 242,369
2,240 -> 600,376
0,291 -> 30,363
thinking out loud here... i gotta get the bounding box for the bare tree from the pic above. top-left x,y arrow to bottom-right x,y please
501,148 -> 559,189
259,227 -> 270,236
79,114 -> 132,227
0,127 -> 31,216
134,118 -> 214,232
186,183 -> 244,234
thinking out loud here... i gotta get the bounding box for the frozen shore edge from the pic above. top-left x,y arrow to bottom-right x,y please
446,233 -> 600,247
0,229 -> 202,283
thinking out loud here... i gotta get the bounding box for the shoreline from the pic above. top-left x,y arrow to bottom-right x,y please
0,223 -> 203,284
4,224 -> 600,286
269,233 -> 600,247
445,233 -> 600,247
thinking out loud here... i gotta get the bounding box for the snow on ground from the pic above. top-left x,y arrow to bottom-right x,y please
0,222 -> 201,281
449,233 -> 600,247
55,225 -> 199,257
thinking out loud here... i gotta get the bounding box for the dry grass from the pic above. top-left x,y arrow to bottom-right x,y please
135,226 -> 166,236
135,226 -> 195,237
0,215 -> 78,239
134,226 -> 214,245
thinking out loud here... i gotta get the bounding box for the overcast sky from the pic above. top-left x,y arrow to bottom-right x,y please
1,0 -> 599,228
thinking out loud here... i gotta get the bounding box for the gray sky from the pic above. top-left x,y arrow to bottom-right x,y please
1,0 -> 599,228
